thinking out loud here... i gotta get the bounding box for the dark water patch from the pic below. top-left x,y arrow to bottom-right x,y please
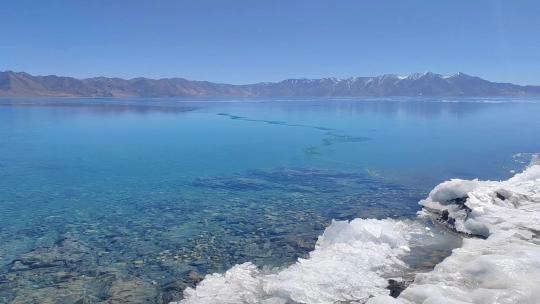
322,131 -> 372,146
391,219 -> 463,297
191,168 -> 394,194
303,146 -> 321,156
217,112 -> 372,153
217,112 -> 337,132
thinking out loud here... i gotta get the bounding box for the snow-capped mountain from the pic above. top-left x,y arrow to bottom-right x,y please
1,71 -> 539,97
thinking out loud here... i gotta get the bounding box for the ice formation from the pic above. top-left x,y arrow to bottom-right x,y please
176,165 -> 540,304
389,165 -> 540,304
177,219 -> 424,304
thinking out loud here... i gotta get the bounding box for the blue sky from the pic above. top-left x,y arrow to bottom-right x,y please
1,0 -> 539,84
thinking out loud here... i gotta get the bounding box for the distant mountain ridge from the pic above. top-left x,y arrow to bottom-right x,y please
1,71 -> 539,97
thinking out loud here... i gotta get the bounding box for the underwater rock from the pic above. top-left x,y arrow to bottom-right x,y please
9,235 -> 89,272
185,270 -> 204,285
107,278 -> 158,303
387,279 -> 407,298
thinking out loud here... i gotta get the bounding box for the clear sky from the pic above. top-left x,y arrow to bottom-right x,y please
1,0 -> 539,84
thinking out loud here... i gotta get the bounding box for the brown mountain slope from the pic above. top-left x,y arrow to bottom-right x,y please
1,71 -> 539,97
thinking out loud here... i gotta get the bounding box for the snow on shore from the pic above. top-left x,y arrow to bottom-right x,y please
385,165 -> 540,304
176,165 -> 540,304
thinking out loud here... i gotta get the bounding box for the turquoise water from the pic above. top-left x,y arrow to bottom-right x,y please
0,97 -> 539,302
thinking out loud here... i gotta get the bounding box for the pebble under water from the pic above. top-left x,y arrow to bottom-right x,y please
0,168 -> 424,303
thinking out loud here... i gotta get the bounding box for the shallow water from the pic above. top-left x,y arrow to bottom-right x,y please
0,97 -> 539,303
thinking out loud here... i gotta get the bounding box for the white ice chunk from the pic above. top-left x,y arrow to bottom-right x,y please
381,165 -> 540,304
177,219 -> 423,304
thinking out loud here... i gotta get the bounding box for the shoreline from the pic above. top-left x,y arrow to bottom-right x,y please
178,165 -> 540,303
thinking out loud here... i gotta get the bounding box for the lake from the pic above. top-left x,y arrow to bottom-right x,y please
0,97 -> 539,303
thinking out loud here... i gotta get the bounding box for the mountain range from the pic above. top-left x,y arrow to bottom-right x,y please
1,71 -> 539,97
